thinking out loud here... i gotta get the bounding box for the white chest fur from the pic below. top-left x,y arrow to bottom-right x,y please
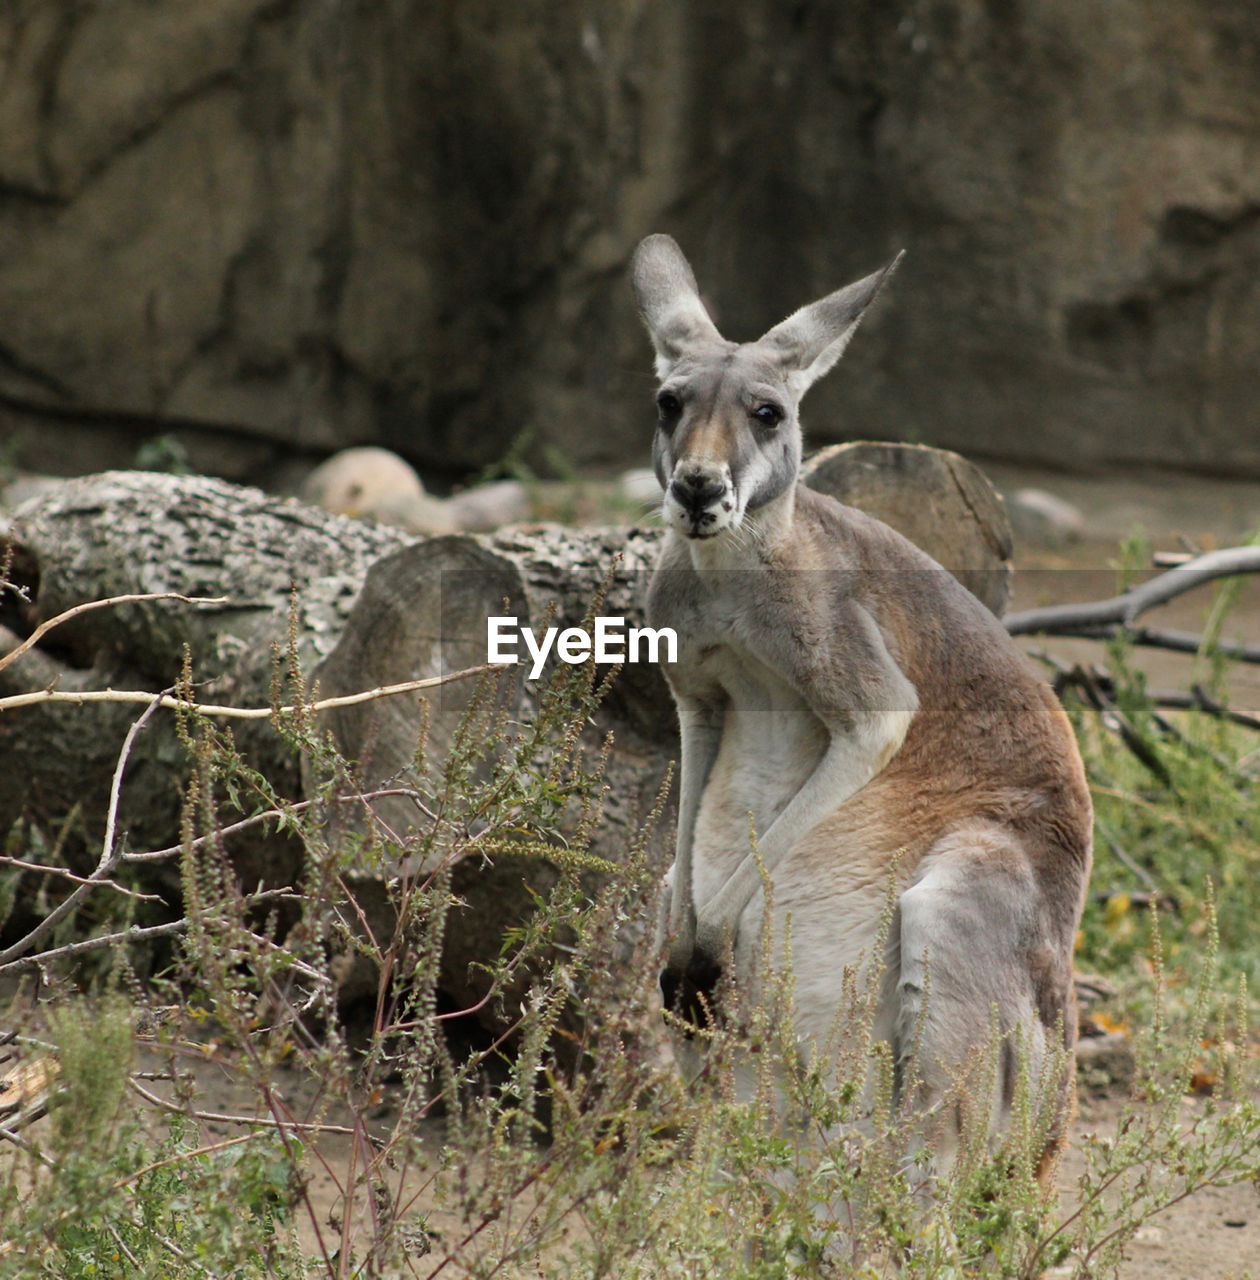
683,641 -> 829,909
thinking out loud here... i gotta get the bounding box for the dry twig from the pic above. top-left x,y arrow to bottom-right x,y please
0,592 -> 228,676
128,1077 -> 360,1139
0,665 -> 493,716
0,888 -> 299,979
0,695 -> 166,967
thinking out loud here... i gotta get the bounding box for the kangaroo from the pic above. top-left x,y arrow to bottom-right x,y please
631,233 -> 1093,1179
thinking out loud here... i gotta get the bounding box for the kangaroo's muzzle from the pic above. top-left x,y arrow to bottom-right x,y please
665,465 -> 735,538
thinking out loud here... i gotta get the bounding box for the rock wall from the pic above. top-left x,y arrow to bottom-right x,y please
1,1 -> 1258,480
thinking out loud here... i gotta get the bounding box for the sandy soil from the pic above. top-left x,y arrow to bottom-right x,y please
1050,1089 -> 1260,1280
989,464 -> 1260,712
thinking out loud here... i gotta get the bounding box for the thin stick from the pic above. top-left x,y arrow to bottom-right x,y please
0,889 -> 300,978
0,592 -> 227,675
112,1133 -> 261,1190
0,922 -> 190,977
1026,622 -> 1260,664
0,664 -> 494,716
101,694 -> 164,871
1093,815 -> 1158,894
0,695 -> 164,965
123,787 -> 436,863
129,1077 -> 360,1137
1054,665 -> 1172,785
0,1121 -> 48,1158
1161,685 -> 1260,732
0,856 -> 163,898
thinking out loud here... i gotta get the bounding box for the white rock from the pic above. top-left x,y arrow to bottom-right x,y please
1004,488 -> 1084,547
302,446 -> 423,514
446,480 -> 531,531
300,447 -> 456,535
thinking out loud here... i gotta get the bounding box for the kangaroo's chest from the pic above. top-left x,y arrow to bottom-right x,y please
678,629 -> 830,907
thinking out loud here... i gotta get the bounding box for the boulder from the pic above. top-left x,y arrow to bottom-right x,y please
1,3 -> 1259,480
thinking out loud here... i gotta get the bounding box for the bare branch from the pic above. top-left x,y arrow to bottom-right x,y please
123,787 -> 436,862
0,920 -> 176,978
1022,622 -> 1260,665
0,591 -> 228,675
0,663 -> 494,716
101,695 -> 164,870
0,695 -> 165,966
111,1133 -> 261,1191
1053,665 -> 1172,785
0,856 -> 163,899
0,890 -> 300,978
1005,546 -> 1260,635
1055,661 -> 1260,735
1093,816 -> 1158,894
129,1077 -> 360,1138
1153,684 -> 1260,733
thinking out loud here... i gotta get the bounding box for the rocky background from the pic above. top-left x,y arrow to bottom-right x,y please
2,1 -> 1258,485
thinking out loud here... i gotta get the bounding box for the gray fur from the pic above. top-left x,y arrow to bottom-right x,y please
631,233 -> 729,377
631,234 -> 1092,1183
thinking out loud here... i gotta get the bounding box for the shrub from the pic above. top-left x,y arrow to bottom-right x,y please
0,571 -> 1258,1278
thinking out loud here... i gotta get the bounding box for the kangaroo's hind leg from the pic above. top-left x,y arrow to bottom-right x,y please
894,823 -> 1080,1187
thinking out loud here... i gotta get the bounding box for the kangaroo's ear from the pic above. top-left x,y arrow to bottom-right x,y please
631,234 -> 725,378
760,251 -> 904,396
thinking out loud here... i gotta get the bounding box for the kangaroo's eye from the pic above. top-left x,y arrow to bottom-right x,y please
656,392 -> 682,421
753,403 -> 784,428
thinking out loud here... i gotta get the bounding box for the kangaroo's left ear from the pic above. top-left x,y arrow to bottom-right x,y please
760,251 -> 904,396
631,234 -> 726,378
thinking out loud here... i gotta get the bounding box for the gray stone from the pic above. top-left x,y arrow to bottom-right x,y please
2,2 -> 1260,480
1004,489 -> 1086,548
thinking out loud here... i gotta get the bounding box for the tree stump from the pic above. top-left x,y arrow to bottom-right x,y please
802,440 -> 1013,616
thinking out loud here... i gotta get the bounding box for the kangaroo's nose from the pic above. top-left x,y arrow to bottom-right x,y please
669,470 -> 726,513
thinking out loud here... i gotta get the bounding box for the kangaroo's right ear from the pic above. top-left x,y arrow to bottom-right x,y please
761,251 -> 904,397
631,234 -> 724,378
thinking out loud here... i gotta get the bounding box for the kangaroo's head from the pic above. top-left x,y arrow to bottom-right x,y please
631,234 -> 901,541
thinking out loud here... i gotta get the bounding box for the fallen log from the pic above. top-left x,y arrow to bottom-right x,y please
0,445 -> 1013,861
0,445 -> 1013,1026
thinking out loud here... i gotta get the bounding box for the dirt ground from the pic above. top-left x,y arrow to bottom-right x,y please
1051,1090 -> 1259,1280
149,1047 -> 1258,1279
